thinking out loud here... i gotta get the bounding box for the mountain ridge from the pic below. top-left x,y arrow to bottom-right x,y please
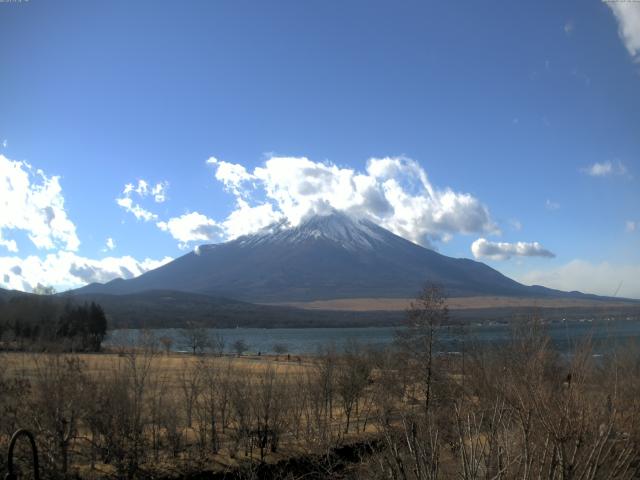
72,211 -> 626,303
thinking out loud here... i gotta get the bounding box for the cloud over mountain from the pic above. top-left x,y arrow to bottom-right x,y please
198,155 -> 498,247
0,157 -> 174,293
0,251 -> 172,293
156,202 -> 284,249
156,212 -> 222,249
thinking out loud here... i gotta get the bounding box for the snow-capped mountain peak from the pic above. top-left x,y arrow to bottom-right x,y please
75,210 -> 588,303
236,211 -> 391,251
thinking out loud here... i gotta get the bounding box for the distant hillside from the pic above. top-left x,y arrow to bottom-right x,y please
66,290 -> 404,328
3,287 -> 637,329
65,289 -> 640,328
0,287 -> 28,302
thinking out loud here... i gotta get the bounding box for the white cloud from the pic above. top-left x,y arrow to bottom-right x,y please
116,179 -> 168,221
221,199 -> 283,240
471,238 -> 555,261
518,260 -> 640,299
545,199 -> 560,211
0,235 -> 18,253
510,219 -> 523,231
0,252 -> 172,292
116,197 -> 157,221
105,237 -> 116,251
564,20 -> 574,36
205,155 -> 498,247
0,159 -> 175,293
2,140 -> 7,148
151,182 -> 168,203
156,212 -> 222,249
581,160 -> 628,177
0,154 -> 80,252
122,179 -> 168,202
156,200 -> 283,248
607,2 -> 640,61
626,220 -> 637,232
207,157 -> 254,196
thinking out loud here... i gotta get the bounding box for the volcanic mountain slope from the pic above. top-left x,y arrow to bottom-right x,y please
75,212 -> 607,302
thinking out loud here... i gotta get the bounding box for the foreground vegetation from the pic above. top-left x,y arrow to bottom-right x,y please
1,287 -> 640,479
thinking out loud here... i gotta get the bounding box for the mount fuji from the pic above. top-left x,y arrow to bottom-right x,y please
74,211 -> 601,303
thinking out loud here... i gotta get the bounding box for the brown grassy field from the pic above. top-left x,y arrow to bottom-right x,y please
1,350 -> 312,380
0,348 -> 384,479
265,295 -> 638,311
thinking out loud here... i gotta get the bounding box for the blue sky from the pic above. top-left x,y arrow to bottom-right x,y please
1,0 -> 639,298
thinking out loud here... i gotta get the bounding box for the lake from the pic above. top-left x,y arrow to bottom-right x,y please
105,318 -> 640,355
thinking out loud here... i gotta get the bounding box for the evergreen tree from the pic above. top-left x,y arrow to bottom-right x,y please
88,302 -> 107,351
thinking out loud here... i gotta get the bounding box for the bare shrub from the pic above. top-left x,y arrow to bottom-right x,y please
336,341 -> 372,434
30,354 -> 88,475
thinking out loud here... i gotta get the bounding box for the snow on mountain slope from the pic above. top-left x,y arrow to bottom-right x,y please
233,212 -> 390,251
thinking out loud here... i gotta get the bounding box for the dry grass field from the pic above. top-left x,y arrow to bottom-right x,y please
3,313 -> 640,479
0,348 -> 385,479
267,295 -> 638,311
1,350 -> 312,380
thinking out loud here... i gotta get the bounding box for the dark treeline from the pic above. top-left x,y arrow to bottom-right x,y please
0,295 -> 107,352
68,290 -> 406,329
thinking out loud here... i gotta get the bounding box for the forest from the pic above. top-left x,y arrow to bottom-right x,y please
0,295 -> 108,352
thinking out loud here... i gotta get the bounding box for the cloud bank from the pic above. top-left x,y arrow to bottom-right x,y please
0,154 -> 79,253
607,2 -> 640,61
471,238 -> 556,261
0,252 -> 172,293
518,260 -> 640,299
159,156 -> 499,248
0,158 -> 173,292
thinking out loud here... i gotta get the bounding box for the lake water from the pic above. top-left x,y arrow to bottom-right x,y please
106,318 -> 640,355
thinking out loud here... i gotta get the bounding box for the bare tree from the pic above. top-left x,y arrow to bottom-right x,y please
178,360 -> 202,428
229,375 -> 252,458
195,357 -> 223,453
232,338 -> 249,356
181,323 -> 211,355
145,367 -> 170,462
336,341 -> 371,433
211,332 -> 226,356
91,348 -> 157,478
396,283 -> 448,414
250,366 -> 289,459
30,354 -> 87,475
158,335 -> 173,355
